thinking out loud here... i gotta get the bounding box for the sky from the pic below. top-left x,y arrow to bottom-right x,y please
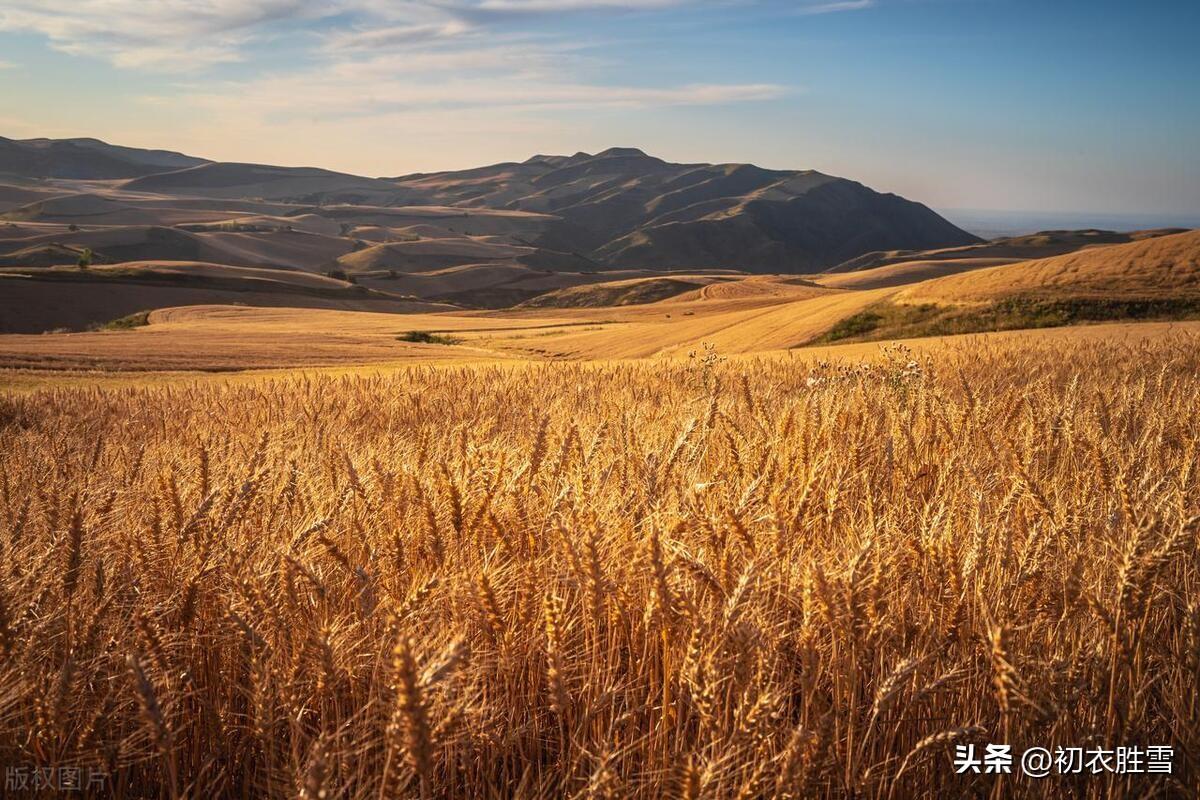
0,0 -> 1197,218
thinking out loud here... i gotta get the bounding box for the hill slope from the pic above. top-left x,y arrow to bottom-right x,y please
828,228 -> 1183,273
122,162 -> 397,202
0,224 -> 355,271
0,136 -> 209,180
900,228 -> 1200,302
812,229 -> 1200,345
0,261 -> 448,333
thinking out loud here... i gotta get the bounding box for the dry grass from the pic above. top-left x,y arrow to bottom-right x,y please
899,229 -> 1200,304
0,287 -> 891,370
0,332 -> 1197,797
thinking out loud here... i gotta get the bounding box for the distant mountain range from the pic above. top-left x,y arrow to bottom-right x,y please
0,136 -> 979,273
941,208 -> 1200,240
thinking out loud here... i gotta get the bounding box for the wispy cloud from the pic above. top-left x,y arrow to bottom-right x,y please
171,70 -> 787,117
469,0 -> 691,10
0,0 -> 716,68
0,0 -> 874,73
0,0 -> 330,68
6,0 -> 888,77
323,21 -> 476,53
5,0 -> 790,166
796,0 -> 874,14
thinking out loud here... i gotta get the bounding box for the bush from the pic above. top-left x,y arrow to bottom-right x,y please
824,310 -> 883,340
93,310 -> 150,331
397,330 -> 461,345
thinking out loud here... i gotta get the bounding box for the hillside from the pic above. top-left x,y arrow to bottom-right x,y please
517,276 -> 721,308
900,228 -> 1200,302
0,136 -> 208,179
122,162 -> 397,202
3,225 -> 1200,364
0,224 -> 356,271
813,229 -> 1200,345
14,136 -> 1190,335
0,261 -> 449,333
828,228 -> 1184,273
812,257 -> 1014,290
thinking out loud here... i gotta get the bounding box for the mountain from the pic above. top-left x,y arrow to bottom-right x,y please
1,136 -> 979,272
114,146 -> 981,272
0,136 -> 209,180
389,147 -> 982,272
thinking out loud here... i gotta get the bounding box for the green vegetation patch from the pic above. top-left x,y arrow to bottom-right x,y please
397,330 -> 462,345
94,311 -> 151,331
809,295 -> 1200,345
822,309 -> 886,340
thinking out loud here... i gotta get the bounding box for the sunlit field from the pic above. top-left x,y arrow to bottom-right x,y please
1,333 -> 1197,797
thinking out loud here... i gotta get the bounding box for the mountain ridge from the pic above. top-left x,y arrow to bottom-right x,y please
2,135 -> 982,273
0,135 -> 210,180
385,147 -> 980,271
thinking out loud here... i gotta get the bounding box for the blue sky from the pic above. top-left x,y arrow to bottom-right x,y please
0,0 -> 1196,216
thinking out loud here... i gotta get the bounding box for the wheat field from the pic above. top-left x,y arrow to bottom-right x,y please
1,333 -> 1198,798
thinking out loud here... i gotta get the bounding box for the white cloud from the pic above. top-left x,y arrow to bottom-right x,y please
0,0 -> 727,69
173,70 -> 787,117
7,0 -> 790,157
320,44 -> 566,79
796,0 -> 874,14
471,0 -> 690,10
6,0 -> 881,72
135,73 -> 784,175
323,21 -> 476,52
0,0 -> 330,68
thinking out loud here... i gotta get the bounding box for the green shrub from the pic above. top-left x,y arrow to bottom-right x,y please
94,311 -> 150,331
397,331 -> 461,345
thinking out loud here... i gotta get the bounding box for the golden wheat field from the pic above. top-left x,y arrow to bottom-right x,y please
1,332 -> 1198,799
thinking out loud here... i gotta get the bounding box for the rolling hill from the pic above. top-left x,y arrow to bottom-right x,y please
812,229 -> 1200,345
0,260 -> 448,333
121,162 -> 398,203
812,257 -> 1015,290
517,276 -> 725,308
0,136 -> 208,180
0,224 -> 356,271
6,134 -> 1190,340
899,228 -> 1200,302
828,228 -> 1184,273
